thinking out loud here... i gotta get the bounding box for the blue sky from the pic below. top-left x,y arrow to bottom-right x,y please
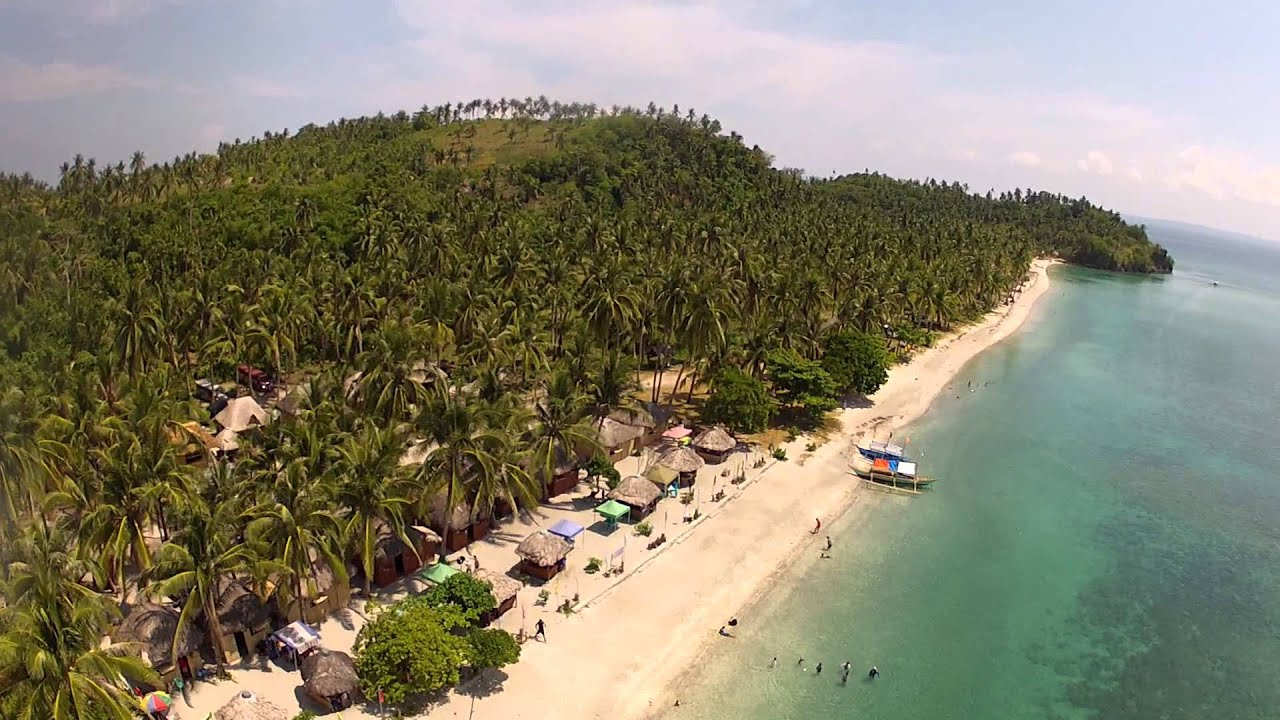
2,0 -> 1279,239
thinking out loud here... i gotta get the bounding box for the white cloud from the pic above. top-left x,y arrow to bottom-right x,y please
233,75 -> 304,99
1009,151 -> 1042,167
0,55 -> 144,102
1164,145 -> 1280,208
1078,150 -> 1114,175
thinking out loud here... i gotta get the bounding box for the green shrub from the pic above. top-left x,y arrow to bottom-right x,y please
634,521 -> 653,537
585,557 -> 602,574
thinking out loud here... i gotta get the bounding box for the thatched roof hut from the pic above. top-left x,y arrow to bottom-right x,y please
693,427 -> 736,453
596,417 -> 643,449
476,569 -> 521,605
610,406 -> 656,429
373,520 -> 440,561
515,531 -> 572,567
428,492 -> 474,529
214,396 -> 270,433
609,475 -> 662,508
169,421 -> 219,457
300,648 -> 360,702
214,691 -> 290,720
115,602 -> 202,668
215,428 -> 240,453
659,446 -> 705,474
215,579 -> 269,634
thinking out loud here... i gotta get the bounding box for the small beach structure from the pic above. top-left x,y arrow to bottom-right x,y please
168,421 -> 219,465
543,447 -> 581,499
661,424 -> 693,442
417,561 -> 460,586
645,464 -> 680,497
693,427 -> 736,464
213,578 -> 270,663
273,557 -> 350,625
608,475 -> 662,519
515,530 -> 572,581
300,648 -> 360,712
214,428 -> 240,456
429,492 -> 482,552
213,396 -> 270,433
610,404 -> 668,448
270,620 -> 322,666
594,499 -> 631,528
214,691 -> 290,720
658,445 -> 705,487
115,602 -> 203,684
368,521 -> 441,587
475,569 -> 522,624
594,417 -> 644,463
547,518 -> 585,544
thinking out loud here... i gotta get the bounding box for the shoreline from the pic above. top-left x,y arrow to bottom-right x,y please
181,260 -> 1057,720
436,258 -> 1058,720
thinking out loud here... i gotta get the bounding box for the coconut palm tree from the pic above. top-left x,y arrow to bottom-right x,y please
332,424 -> 415,595
413,391 -> 505,554
528,369 -> 598,492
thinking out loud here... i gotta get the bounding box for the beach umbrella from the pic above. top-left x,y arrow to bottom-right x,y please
141,691 -> 173,715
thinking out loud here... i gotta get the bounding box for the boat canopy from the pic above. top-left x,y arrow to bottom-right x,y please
897,461 -> 917,478
865,440 -> 905,459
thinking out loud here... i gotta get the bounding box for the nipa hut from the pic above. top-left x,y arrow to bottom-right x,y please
608,475 -> 662,519
300,648 -> 360,712
693,427 -> 737,464
609,404 -> 668,448
429,492 -> 482,552
115,602 -> 203,684
214,691 -> 290,720
213,396 -> 270,433
213,578 -> 271,663
515,530 -> 572,581
168,421 -> 219,465
214,428 -> 240,456
659,445 -> 705,487
475,569 -> 521,624
276,557 -> 351,625
369,521 -> 440,587
543,446 -> 581,499
593,418 -> 644,463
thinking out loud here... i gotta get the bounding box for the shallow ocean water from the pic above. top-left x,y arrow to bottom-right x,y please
670,223 -> 1280,720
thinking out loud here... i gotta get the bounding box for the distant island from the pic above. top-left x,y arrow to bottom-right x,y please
0,98 -> 1170,720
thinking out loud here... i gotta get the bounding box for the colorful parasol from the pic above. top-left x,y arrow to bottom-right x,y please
141,691 -> 173,714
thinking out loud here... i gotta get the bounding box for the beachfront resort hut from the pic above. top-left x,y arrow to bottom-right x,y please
214,428 -> 240,457
300,648 -> 360,711
168,421 -> 219,465
515,531 -> 573,581
645,464 -> 680,497
543,447 -> 581,499
115,602 -> 203,684
593,417 -> 644,463
608,475 -> 662,519
594,499 -> 631,528
214,691 -> 290,720
659,446 -> 705,487
476,569 -> 522,624
276,558 -> 350,625
429,492 -> 480,552
610,404 -> 669,448
693,427 -> 736,464
369,521 -> 441,587
213,579 -> 271,663
214,396 -> 270,433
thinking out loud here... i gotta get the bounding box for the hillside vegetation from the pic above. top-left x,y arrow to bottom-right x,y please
0,98 -> 1172,718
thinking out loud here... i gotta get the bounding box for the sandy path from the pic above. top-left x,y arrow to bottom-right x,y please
184,260 -> 1055,720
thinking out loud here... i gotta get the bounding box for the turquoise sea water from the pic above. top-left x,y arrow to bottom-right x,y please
671,224 -> 1280,720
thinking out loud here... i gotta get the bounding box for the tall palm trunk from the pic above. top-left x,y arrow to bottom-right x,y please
205,589 -> 229,673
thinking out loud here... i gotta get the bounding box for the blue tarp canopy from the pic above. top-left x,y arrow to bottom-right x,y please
548,518 -> 585,542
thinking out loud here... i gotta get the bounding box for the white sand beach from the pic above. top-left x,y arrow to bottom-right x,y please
182,259 -> 1056,720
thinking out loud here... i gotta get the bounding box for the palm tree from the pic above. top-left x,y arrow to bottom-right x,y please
528,369 -> 598,493
413,391 -> 505,555
146,498 -> 269,673
0,525 -> 150,720
589,352 -> 639,429
246,462 -> 346,624
333,425 -> 414,595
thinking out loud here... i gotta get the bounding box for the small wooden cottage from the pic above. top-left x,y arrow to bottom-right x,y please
300,648 -> 361,712
430,493 -> 483,552
658,446 -> 705,487
277,559 -> 350,625
115,602 -> 203,685
592,418 -> 644,463
214,691 -> 290,720
608,475 -> 663,519
515,531 -> 573,581
693,427 -> 737,464
213,579 -> 271,663
369,521 -> 441,587
476,569 -> 521,624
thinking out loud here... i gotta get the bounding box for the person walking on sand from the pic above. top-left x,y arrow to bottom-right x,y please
825,536 -> 833,551
718,625 -> 733,638
841,661 -> 851,685
815,662 -> 823,675
811,518 -> 821,534
534,619 -> 546,642
770,657 -> 778,668
798,658 -> 805,669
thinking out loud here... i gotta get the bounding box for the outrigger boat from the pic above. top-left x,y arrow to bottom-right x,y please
858,440 -> 909,462
853,440 -> 936,488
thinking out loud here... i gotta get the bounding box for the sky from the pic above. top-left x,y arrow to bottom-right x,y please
1,0 -> 1279,239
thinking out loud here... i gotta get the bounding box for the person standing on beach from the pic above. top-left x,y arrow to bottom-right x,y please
825,536 -> 833,551
770,657 -> 778,668
798,658 -> 805,669
815,662 -> 823,675
812,518 -> 821,534
841,661 -> 851,684
534,619 -> 546,642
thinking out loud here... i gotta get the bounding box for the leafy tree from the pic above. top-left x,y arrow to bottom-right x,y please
424,572 -> 496,626
765,348 -> 838,422
466,628 -> 521,671
821,330 -> 891,397
583,455 -> 620,495
352,597 -> 469,704
703,367 -> 777,432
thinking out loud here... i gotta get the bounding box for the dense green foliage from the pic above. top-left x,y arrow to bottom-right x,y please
466,628 -> 521,671
424,573 -> 497,626
352,597 -> 469,704
703,368 -> 777,432
0,97 -> 1171,715
821,330 -> 891,397
766,349 -> 839,422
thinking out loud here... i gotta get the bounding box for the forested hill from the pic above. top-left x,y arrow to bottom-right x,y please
0,99 -> 1169,392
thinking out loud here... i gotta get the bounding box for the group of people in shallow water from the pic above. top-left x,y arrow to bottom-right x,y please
769,656 -> 879,684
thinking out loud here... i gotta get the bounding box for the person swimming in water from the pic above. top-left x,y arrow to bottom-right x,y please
868,666 -> 880,679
